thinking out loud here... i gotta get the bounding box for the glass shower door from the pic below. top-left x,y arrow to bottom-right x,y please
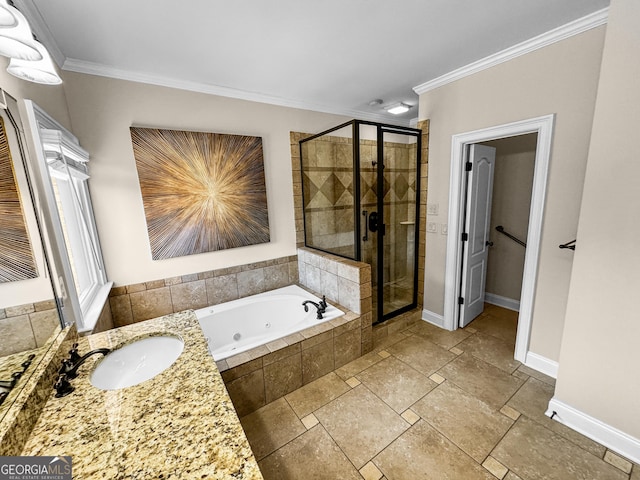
301,123 -> 356,259
379,130 -> 419,318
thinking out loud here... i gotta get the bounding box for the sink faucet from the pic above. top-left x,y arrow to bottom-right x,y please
59,347 -> 111,379
54,345 -> 111,397
302,296 -> 328,319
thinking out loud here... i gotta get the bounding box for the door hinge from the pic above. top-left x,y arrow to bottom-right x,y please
461,232 -> 468,241
458,296 -> 464,305
465,162 -> 472,172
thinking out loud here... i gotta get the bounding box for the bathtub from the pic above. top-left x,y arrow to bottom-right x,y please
195,285 -> 345,361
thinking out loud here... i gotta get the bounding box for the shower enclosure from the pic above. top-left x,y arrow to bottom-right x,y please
300,120 -> 421,324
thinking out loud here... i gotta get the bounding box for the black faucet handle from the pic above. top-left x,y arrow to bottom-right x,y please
68,343 -> 81,363
59,358 -> 74,376
319,295 -> 327,310
54,374 -> 74,398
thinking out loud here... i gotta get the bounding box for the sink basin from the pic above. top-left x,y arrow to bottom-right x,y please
90,335 -> 184,390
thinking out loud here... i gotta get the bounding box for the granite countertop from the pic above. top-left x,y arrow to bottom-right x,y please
21,311 -> 263,480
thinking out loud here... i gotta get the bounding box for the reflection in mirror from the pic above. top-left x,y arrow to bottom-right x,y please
0,91 -> 63,421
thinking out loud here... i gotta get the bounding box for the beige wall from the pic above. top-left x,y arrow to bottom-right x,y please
60,72 -> 349,286
483,134 -> 536,301
0,57 -> 72,131
556,0 -> 640,438
418,26 -> 606,361
0,59 -> 71,307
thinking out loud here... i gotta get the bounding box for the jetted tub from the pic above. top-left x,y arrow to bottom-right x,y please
195,285 -> 345,361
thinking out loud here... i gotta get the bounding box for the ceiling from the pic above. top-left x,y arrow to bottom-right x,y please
21,0 -> 609,125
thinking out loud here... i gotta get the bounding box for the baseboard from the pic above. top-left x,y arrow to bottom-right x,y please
422,309 -> 446,329
524,351 -> 558,379
546,398 -> 640,464
485,293 -> 520,311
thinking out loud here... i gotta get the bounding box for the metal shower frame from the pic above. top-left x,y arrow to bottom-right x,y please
299,119 -> 422,324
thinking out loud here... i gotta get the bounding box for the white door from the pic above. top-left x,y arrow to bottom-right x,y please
460,144 -> 496,327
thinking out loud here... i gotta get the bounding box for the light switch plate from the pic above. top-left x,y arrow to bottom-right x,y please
427,203 -> 439,215
427,222 -> 438,233
441,224 -> 448,235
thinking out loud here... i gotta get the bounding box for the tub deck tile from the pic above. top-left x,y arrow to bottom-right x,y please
301,322 -> 334,339
266,339 -> 289,352
221,357 -> 264,383
247,345 -> 272,361
227,351 -> 255,369
282,332 -> 305,345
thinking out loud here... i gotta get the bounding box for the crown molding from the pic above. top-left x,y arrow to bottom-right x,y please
62,58 -> 409,126
413,7 -> 609,95
12,0 -> 65,67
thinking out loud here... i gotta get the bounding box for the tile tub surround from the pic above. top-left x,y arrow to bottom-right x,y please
0,323 -> 77,456
108,255 -> 298,327
297,246 -> 372,354
218,299 -> 366,418
0,299 -> 60,356
20,311 -> 263,479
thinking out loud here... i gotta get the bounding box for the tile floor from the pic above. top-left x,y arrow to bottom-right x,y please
240,304 -> 638,480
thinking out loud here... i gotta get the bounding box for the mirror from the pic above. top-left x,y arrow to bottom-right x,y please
0,91 -> 64,421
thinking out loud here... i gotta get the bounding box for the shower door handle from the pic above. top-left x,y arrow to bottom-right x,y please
369,211 -> 378,233
362,210 -> 369,241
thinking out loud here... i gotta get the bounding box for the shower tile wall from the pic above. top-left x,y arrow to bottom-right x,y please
290,120 -> 430,325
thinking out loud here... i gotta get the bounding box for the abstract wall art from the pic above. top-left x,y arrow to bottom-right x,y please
130,127 -> 270,260
0,116 -> 37,282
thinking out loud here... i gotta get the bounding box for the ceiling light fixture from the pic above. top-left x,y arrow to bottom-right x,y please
0,3 -> 41,60
385,102 -> 411,115
7,40 -> 61,84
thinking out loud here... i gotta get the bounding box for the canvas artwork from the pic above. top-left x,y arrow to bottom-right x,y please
0,116 -> 37,282
130,127 -> 270,260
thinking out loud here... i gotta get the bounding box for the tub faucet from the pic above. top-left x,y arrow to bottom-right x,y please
302,296 -> 328,319
59,347 -> 111,379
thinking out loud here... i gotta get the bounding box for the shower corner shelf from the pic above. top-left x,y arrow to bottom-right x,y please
399,221 -> 415,225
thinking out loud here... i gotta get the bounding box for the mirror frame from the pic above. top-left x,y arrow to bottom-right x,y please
0,91 -> 66,422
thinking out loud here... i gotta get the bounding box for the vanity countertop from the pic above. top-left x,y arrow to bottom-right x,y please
21,311 -> 263,480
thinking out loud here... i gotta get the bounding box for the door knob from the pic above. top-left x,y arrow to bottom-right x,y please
486,241 -> 494,247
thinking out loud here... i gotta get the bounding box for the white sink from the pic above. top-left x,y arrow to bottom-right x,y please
90,335 -> 184,390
